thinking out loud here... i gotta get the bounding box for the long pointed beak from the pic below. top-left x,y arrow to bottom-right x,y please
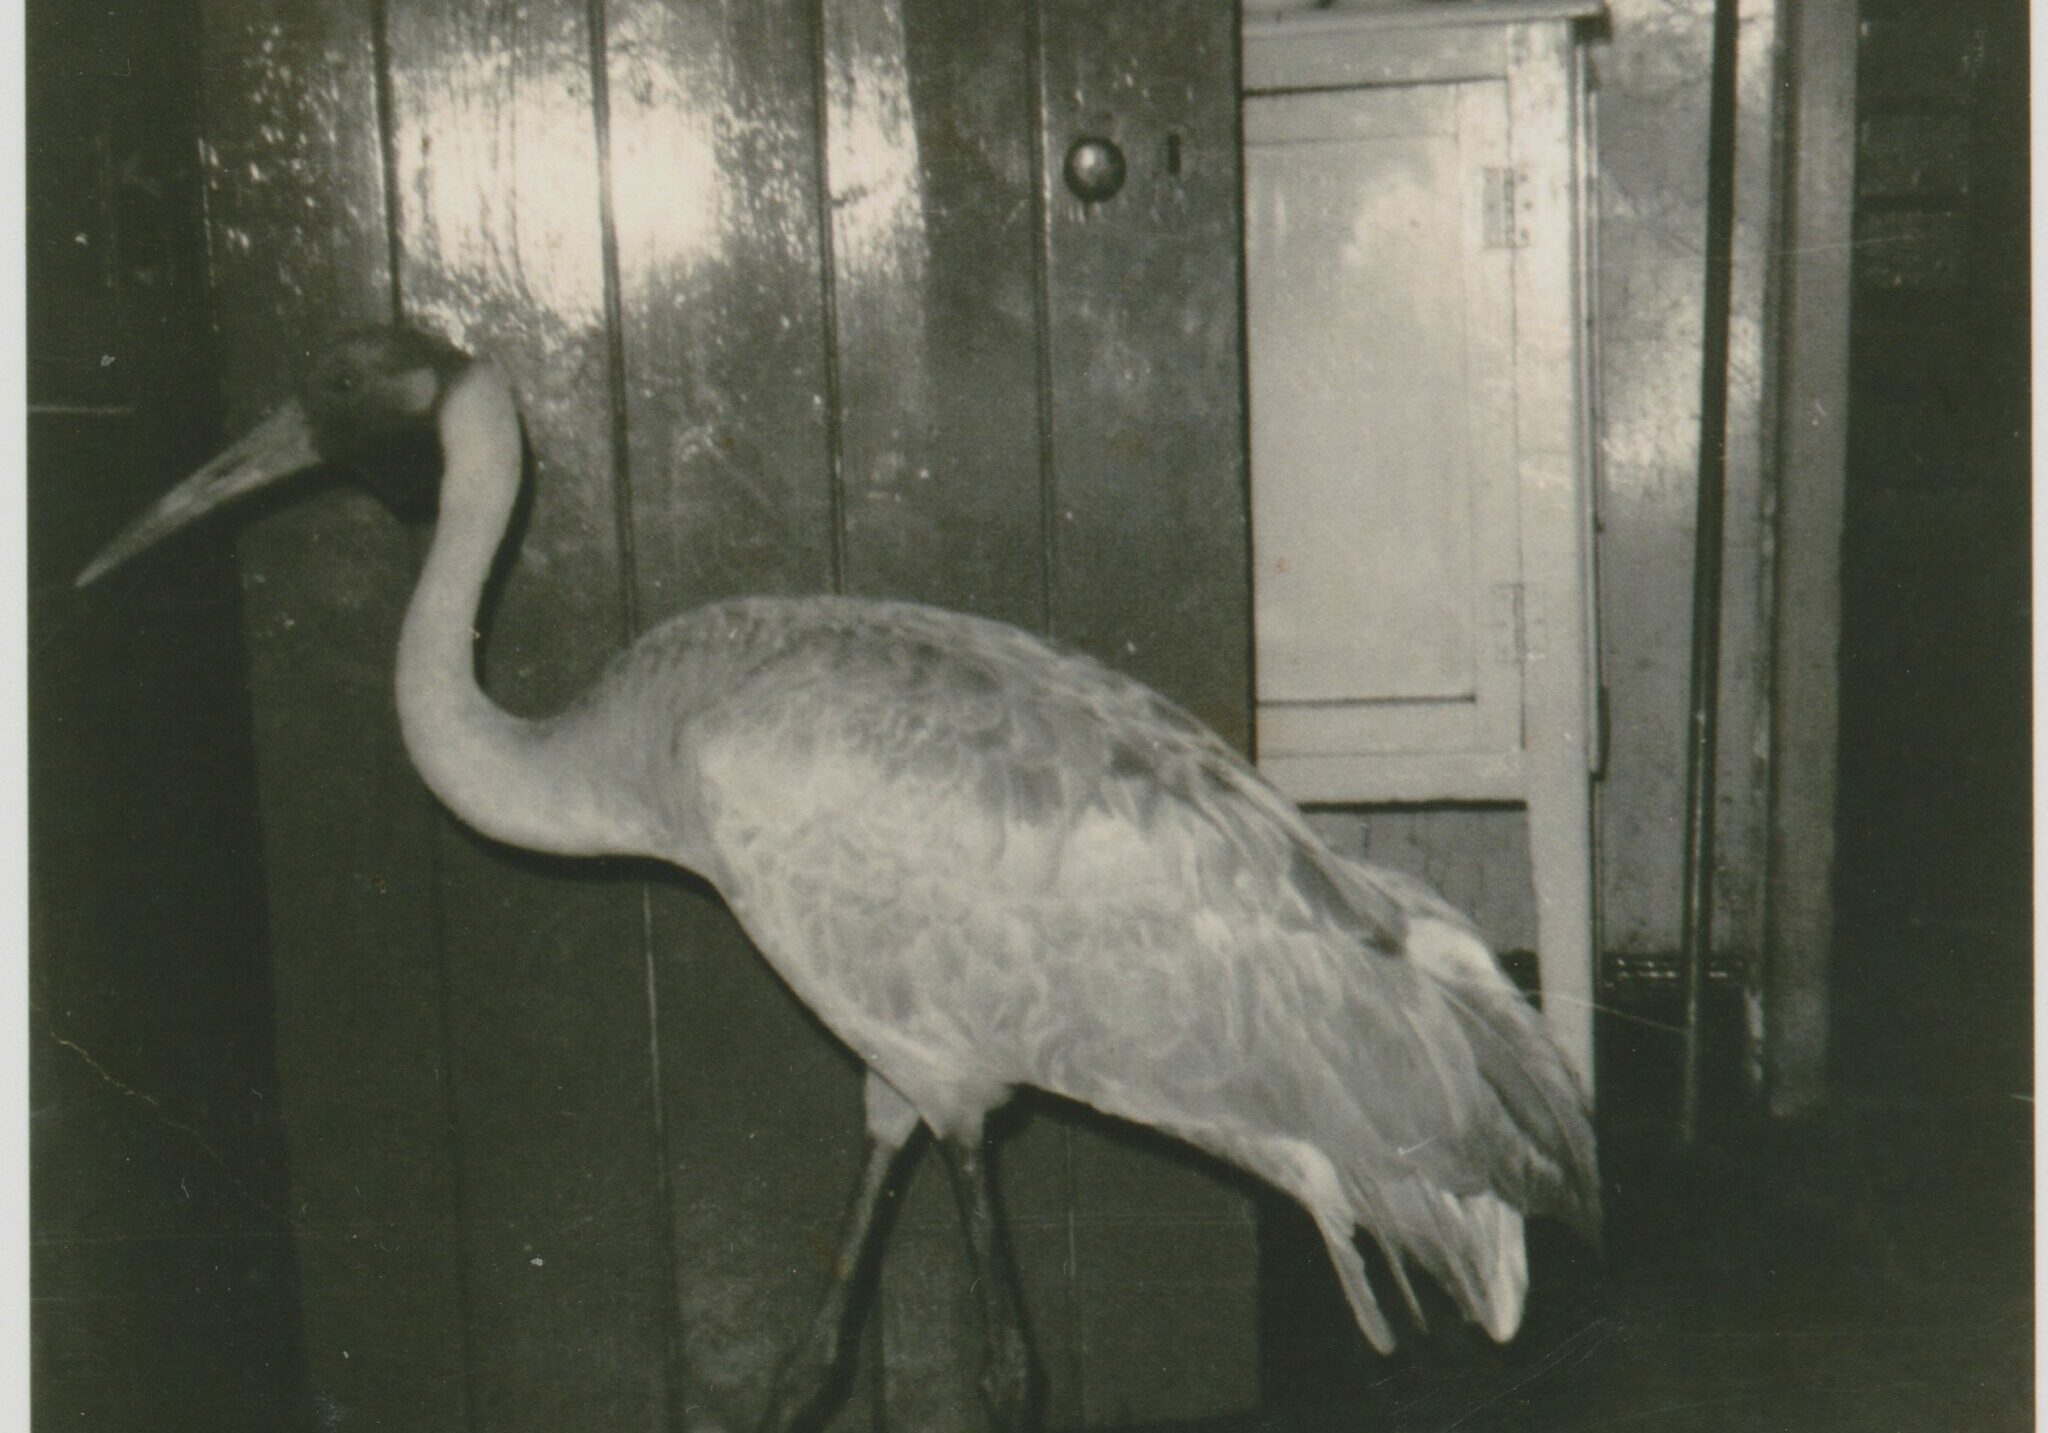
75,401 -> 323,588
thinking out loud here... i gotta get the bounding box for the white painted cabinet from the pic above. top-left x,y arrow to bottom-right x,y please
1243,1 -> 1603,1087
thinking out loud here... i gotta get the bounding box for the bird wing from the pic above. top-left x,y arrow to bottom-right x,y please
680,597 -> 1403,933
1246,863 -> 1596,1346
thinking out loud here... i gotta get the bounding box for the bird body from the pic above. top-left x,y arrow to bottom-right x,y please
447,586 -> 1595,1346
82,330 -> 1597,1421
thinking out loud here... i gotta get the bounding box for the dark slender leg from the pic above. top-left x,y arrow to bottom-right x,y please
940,1136 -> 1042,1433
758,1128 -> 917,1433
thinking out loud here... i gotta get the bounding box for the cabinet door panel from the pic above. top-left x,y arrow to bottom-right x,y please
1246,81 -> 1519,754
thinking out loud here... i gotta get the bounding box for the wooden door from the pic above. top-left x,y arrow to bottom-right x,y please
191,1 -> 1253,1428
1245,80 -> 1522,766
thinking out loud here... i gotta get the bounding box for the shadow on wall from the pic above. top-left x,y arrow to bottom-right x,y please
28,0 -> 304,1425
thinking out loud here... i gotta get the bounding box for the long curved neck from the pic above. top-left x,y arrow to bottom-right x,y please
394,363 -> 620,856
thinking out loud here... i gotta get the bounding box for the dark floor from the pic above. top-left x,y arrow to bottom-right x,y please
1236,1066 -> 2030,1433
1101,1010 -> 2032,1433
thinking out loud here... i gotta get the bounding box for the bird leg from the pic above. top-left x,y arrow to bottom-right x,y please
940,1135 -> 1043,1433
758,1122 -> 917,1433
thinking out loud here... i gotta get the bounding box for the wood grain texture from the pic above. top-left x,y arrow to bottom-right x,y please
200,1 -> 469,1425
1242,9 -> 1510,90
1034,1 -> 1260,1420
609,0 -> 839,612
1763,0 -> 1853,1116
829,0 -> 1046,629
197,3 -> 1270,1423
605,2 -> 863,1425
811,2 -> 1076,1425
1037,0 -> 1252,752
384,1 -> 671,1426
1505,21 -> 1597,1088
1588,0 -> 1779,963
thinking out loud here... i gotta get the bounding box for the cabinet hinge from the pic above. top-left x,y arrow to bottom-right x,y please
1482,167 -> 1520,249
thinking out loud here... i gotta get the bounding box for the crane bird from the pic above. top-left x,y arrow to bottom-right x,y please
80,326 -> 1598,1432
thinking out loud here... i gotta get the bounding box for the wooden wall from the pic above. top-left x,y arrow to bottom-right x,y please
198,1 -> 1256,1427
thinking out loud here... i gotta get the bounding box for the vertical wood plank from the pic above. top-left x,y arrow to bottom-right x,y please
1034,1 -> 1261,1422
383,3 -> 672,1427
1762,0 -> 1853,1116
827,0 -> 1046,628
605,3 -> 860,1427
1458,78 -> 1528,755
610,0 -> 839,612
199,1 -> 470,1425
1721,0 -> 1786,1065
808,1 -> 1080,1424
1037,0 -> 1251,750
1506,22 -> 1597,1089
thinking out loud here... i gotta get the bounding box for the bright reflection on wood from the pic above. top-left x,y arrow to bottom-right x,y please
607,4 -> 724,293
825,0 -> 928,292
824,0 -> 933,490
393,37 -> 609,330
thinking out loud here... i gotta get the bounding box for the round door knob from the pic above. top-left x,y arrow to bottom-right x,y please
1063,136 -> 1127,203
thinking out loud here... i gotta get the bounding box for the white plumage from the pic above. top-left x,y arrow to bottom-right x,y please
82,327 -> 1598,1431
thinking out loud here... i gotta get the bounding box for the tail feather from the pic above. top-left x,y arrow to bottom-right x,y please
1359,1178 -> 1530,1343
1281,1142 -> 1408,1353
1311,1209 -> 1397,1355
1454,1191 -> 1528,1342
1347,860 -> 1602,1242
1378,1238 -> 1430,1331
1284,861 -> 1601,1355
1316,1184 -> 1532,1349
1435,970 -> 1601,1241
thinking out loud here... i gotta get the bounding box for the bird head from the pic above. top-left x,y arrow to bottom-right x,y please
76,324 -> 475,587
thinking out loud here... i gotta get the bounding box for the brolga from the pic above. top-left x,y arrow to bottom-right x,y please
80,326 -> 1599,1433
